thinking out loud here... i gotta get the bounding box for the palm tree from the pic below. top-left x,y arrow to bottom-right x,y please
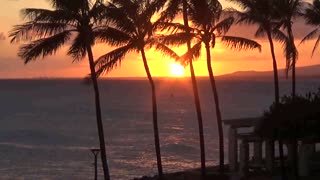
274,1 -> 305,179
163,0 -> 261,174
228,0 -> 290,178
274,0 -> 305,97
301,0 -> 320,55
161,0 -> 207,176
188,0 -> 261,174
229,0 -> 283,104
94,0 -> 169,178
9,0 -> 111,179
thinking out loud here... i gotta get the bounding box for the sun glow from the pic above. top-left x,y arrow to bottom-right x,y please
169,63 -> 185,77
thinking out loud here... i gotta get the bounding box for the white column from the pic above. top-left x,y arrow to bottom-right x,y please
228,127 -> 238,171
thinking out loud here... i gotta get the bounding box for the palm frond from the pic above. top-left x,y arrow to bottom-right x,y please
140,0 -> 166,22
9,22 -> 70,43
50,0 -> 90,12
50,0 -> 75,9
111,0 -> 137,10
311,34 -> 320,56
230,0 -> 276,29
228,0 -> 255,10
21,8 -> 75,23
304,0 -> 320,25
94,27 -> 131,46
213,17 -> 234,35
208,0 -> 223,21
18,31 -> 71,63
67,33 -> 88,61
189,0 -> 219,27
160,0 -> 183,22
103,4 -> 136,34
90,1 -> 108,22
271,28 -> 288,45
159,32 -> 194,47
179,41 -> 202,65
221,36 -> 261,52
300,28 -> 319,45
255,26 -> 266,38
151,41 -> 179,60
110,0 -> 139,22
236,12 -> 260,26
95,44 -> 135,76
157,22 -> 190,34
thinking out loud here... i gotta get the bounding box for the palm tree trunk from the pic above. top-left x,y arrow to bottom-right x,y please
182,0 -> 206,177
204,42 -> 224,173
266,31 -> 280,105
87,46 -> 110,180
287,24 -> 299,179
292,61 -> 296,97
189,61 -> 207,178
287,26 -> 296,98
266,30 -> 287,179
140,48 -> 163,178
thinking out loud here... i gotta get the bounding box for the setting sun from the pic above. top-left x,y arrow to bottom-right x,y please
169,63 -> 185,77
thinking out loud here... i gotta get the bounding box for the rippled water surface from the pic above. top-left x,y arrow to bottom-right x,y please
0,78 -> 319,179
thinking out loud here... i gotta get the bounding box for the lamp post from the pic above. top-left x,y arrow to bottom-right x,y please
90,148 -> 100,180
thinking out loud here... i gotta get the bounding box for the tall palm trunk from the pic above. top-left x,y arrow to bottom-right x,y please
287,25 -> 296,97
140,48 -> 163,178
266,30 -> 287,179
87,46 -> 111,180
287,24 -> 299,180
266,30 -> 280,104
182,0 -> 206,177
204,42 -> 224,173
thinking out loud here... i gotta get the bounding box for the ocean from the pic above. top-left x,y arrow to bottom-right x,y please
0,78 -> 319,179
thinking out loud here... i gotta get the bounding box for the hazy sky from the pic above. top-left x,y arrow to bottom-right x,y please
0,0 -> 319,78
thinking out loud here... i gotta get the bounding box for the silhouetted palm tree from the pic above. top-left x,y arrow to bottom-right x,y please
9,0 -> 111,179
274,0 -> 305,98
94,0 -> 170,178
301,0 -> 320,55
229,0 -> 283,104
229,0 -> 290,178
163,0 -> 261,174
190,0 -> 260,174
161,0 -> 207,176
274,1 -> 305,179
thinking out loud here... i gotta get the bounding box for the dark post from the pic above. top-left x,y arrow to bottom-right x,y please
91,148 -> 101,180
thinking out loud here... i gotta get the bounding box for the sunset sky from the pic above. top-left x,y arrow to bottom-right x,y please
0,0 -> 319,78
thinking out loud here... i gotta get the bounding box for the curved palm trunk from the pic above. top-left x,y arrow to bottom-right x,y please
204,42 -> 224,173
190,61 -> 206,177
87,46 -> 111,180
266,30 -> 287,179
140,48 -> 163,178
182,0 -> 206,177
